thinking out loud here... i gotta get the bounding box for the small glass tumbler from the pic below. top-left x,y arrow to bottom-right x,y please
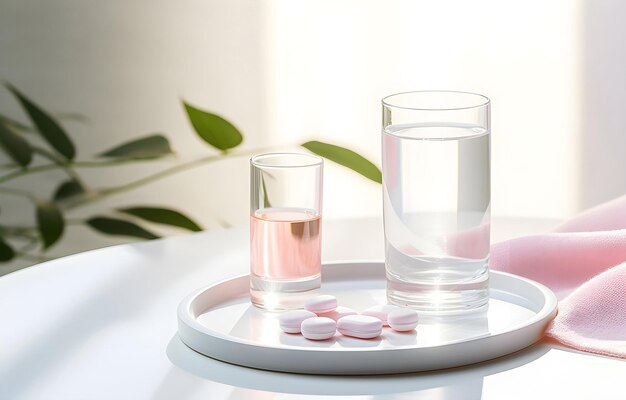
382,91 -> 491,312
250,153 -> 323,310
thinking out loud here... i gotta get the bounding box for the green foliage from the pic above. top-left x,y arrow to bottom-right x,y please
53,179 -> 86,201
35,199 -> 65,249
0,237 -> 15,261
302,140 -> 382,183
118,207 -> 202,232
183,101 -> 243,151
86,217 -> 160,240
0,120 -> 33,166
0,85 -> 381,270
6,84 -> 76,160
99,134 -> 172,159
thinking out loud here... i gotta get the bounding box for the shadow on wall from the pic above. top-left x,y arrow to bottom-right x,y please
579,0 -> 626,209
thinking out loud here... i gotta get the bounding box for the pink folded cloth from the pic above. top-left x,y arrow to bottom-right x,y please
490,195 -> 626,358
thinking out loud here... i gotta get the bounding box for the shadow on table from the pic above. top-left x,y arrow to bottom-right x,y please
165,334 -> 551,398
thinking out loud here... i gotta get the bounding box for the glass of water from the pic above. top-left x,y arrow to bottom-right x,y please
250,153 -> 323,311
382,91 -> 491,312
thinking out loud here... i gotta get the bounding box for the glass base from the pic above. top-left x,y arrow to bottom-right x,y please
386,271 -> 489,314
250,274 -> 321,311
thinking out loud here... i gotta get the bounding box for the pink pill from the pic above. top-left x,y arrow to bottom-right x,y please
279,310 -> 317,334
337,315 -> 383,339
388,309 -> 419,332
304,295 -> 338,314
301,317 -> 337,340
361,305 -> 401,326
317,306 -> 357,322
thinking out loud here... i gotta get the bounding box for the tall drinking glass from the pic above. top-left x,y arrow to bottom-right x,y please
382,91 -> 491,312
250,153 -> 323,310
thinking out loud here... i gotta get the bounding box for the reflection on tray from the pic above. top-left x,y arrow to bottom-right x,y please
414,311 -> 490,346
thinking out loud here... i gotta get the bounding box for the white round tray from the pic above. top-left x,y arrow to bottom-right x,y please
177,261 -> 557,375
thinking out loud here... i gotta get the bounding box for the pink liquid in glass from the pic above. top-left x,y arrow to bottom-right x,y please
250,207 -> 321,281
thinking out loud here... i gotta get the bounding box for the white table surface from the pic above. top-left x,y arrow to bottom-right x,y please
1,217 -> 624,400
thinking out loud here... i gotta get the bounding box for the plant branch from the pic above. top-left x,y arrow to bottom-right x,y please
98,155 -> 220,196
72,157 -> 176,167
0,164 -> 56,183
63,147 -> 274,210
31,145 -> 88,189
0,156 -> 176,185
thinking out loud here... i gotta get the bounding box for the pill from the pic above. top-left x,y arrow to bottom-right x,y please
279,310 -> 317,334
361,305 -> 401,326
301,317 -> 337,340
317,306 -> 357,322
304,295 -> 338,314
337,315 -> 383,339
388,309 -> 419,332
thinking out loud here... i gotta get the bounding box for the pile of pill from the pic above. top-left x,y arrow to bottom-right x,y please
278,294 -> 419,341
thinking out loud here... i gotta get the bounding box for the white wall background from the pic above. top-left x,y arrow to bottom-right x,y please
0,0 -> 624,272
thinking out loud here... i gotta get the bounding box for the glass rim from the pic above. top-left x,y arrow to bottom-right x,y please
250,152 -> 323,169
382,90 -> 490,111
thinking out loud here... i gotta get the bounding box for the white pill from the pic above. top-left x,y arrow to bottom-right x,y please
361,305 -> 401,326
279,310 -> 317,334
388,309 -> 419,332
317,306 -> 357,322
304,295 -> 338,314
301,317 -> 337,340
337,315 -> 383,339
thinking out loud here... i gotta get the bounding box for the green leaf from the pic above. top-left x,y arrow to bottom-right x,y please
86,217 -> 159,240
183,101 -> 243,151
301,141 -> 382,183
6,84 -> 76,160
118,206 -> 202,232
0,120 -> 33,166
0,237 -> 15,262
35,199 -> 65,249
98,134 -> 173,159
53,179 -> 86,201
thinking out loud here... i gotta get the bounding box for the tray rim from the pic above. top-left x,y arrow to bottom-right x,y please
178,260 -> 558,353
